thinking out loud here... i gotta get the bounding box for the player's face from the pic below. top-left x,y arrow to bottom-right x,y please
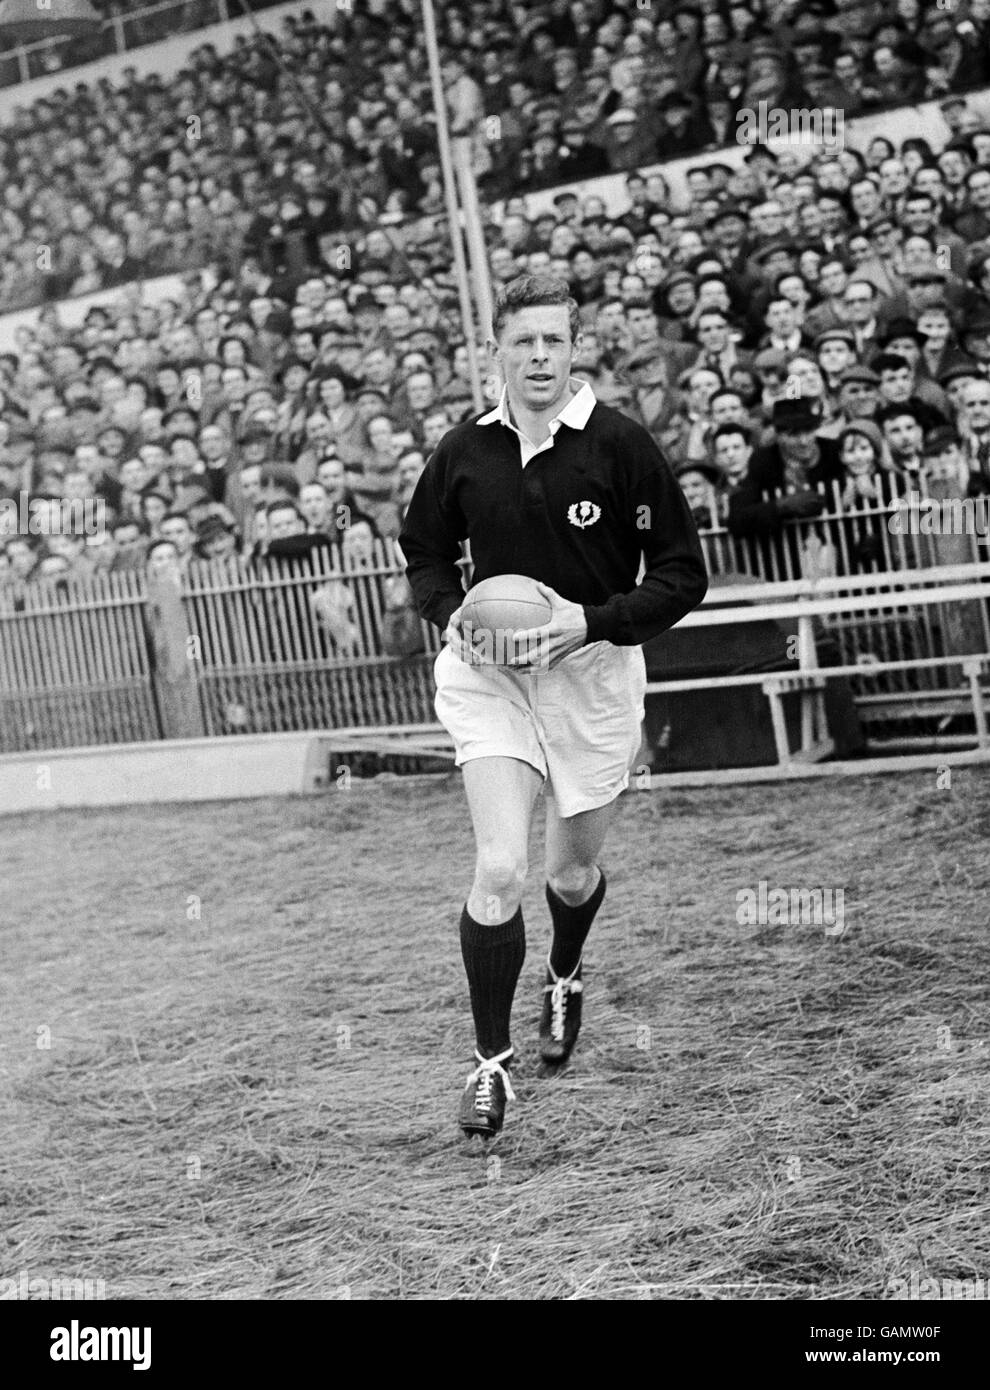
492,305 -> 574,417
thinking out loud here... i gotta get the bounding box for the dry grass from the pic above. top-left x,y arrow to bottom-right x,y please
3,768 -> 989,1300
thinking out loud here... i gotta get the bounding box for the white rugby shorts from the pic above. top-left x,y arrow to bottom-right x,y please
433,639 -> 647,816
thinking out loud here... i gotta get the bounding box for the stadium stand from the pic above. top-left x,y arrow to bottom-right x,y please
2,0 -> 990,755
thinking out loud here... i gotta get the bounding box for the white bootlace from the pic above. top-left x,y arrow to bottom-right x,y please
464,1047 -> 515,1112
544,958 -> 583,1042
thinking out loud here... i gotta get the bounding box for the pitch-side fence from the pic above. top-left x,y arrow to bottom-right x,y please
1,479 -> 988,754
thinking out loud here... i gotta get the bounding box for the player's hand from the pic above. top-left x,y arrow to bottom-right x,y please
442,604 -> 489,664
508,581 -> 588,670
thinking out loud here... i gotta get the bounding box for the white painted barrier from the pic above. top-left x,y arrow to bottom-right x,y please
0,0 -> 313,119
0,731 -> 331,814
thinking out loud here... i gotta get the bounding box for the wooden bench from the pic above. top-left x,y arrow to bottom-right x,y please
644,562 -> 990,766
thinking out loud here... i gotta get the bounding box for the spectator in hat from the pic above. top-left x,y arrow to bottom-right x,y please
837,420 -> 887,504
519,124 -> 567,189
874,320 -> 951,414
835,417 -> 898,567
958,310 -> 990,374
612,340 -> 678,444
750,346 -> 789,416
654,270 -> 700,340
729,397 -> 843,546
937,357 -> 985,422
922,426 -> 970,496
598,107 -> 655,170
830,364 -> 882,434
657,91 -> 712,158
674,458 -> 722,529
558,115 -> 609,182
708,204 -> 760,290
195,513 -> 238,562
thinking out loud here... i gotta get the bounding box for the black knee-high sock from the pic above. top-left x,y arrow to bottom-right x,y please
546,868 -> 606,977
459,905 -> 526,1058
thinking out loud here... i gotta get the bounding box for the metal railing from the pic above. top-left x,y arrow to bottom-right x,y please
0,566 -> 158,749
1,487 -> 989,754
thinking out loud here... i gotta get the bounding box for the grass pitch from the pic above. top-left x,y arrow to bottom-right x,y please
3,768 -> 989,1299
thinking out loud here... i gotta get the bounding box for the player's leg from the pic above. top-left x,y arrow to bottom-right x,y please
458,754 -> 542,1136
538,797 -> 615,1068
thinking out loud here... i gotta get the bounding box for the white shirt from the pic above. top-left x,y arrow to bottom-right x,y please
477,377 -> 597,467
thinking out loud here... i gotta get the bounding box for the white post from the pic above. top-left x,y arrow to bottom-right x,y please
420,0 -> 484,414
452,134 -> 494,352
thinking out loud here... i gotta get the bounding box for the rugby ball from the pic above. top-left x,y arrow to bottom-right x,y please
460,574 -> 553,660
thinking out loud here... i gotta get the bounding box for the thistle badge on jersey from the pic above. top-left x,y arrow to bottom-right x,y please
567,501 -> 601,529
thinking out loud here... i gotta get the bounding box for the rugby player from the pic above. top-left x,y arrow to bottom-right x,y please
398,275 -> 708,1138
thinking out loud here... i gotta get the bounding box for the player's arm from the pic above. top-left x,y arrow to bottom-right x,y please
583,436 -> 709,646
396,443 -> 473,648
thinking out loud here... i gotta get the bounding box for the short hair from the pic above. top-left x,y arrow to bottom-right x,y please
491,274 -> 580,342
713,422 -> 751,444
266,499 -> 304,521
160,510 -> 192,528
260,464 -> 301,497
774,270 -> 807,294
877,403 -> 921,429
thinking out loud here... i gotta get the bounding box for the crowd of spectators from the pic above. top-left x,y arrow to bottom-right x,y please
2,0 -> 990,633
7,2 -> 990,310
0,0 -> 288,86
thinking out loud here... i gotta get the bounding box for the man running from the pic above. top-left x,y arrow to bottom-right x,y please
399,275 -> 708,1138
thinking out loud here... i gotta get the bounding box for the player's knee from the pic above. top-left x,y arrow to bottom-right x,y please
474,848 -> 527,901
547,862 -> 597,902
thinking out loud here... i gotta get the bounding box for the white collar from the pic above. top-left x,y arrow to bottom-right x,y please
477,377 -> 597,432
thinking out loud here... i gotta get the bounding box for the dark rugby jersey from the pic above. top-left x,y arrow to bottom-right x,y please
398,391 -> 708,645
